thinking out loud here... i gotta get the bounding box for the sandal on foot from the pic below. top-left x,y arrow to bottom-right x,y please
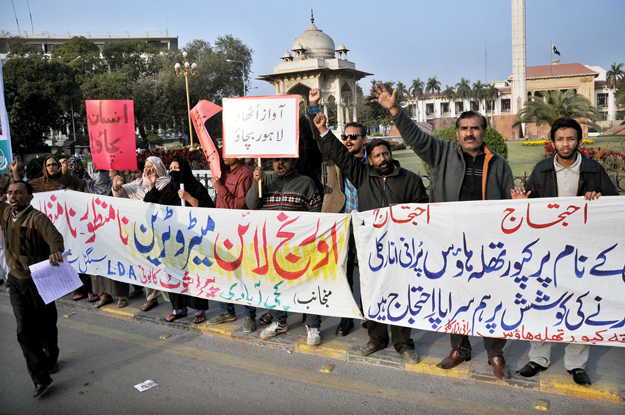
166,310 -> 188,322
193,314 -> 206,324
94,296 -> 113,308
259,311 -> 273,325
88,294 -> 99,302
72,293 -> 87,301
140,300 -> 158,312
117,298 -> 128,308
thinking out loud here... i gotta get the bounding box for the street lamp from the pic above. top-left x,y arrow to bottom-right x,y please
174,51 -> 198,147
226,59 -> 246,97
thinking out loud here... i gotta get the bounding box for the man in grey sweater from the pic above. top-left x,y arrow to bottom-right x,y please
370,82 -> 514,379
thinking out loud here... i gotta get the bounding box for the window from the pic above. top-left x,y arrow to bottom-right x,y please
44,44 -> 53,54
441,102 -> 449,114
600,111 -> 608,121
455,102 -> 464,113
597,93 -> 608,107
426,103 -> 434,115
501,99 -> 511,112
485,100 -> 493,111
470,101 -> 479,111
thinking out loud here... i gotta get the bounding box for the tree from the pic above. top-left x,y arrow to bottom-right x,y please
442,85 -> 455,103
485,84 -> 499,121
472,80 -> 487,112
5,36 -> 43,58
366,80 -> 395,135
606,62 -> 624,89
3,57 -> 81,154
396,81 -> 408,107
409,78 -> 424,118
52,36 -> 104,82
513,89 -> 600,129
426,77 -> 441,96
455,78 -> 472,101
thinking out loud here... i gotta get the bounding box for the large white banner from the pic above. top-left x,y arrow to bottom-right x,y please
33,191 -> 361,319
353,197 -> 625,347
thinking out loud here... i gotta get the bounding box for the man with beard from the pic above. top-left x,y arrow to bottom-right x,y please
1,181 -> 64,398
510,117 -> 618,386
311,112 -> 428,364
246,157 -> 323,344
370,82 -> 513,378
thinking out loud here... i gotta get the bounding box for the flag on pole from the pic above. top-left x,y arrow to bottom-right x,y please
190,100 -> 223,179
552,43 -> 561,56
0,58 -> 13,174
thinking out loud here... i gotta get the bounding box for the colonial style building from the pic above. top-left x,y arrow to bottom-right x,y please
258,15 -> 371,134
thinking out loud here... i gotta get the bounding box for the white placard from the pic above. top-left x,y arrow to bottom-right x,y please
222,95 -> 299,158
29,251 -> 82,304
134,380 -> 158,392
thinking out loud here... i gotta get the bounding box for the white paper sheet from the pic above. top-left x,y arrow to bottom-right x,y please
29,251 -> 82,304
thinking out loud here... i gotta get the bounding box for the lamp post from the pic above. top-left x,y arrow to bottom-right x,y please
226,59 -> 246,97
174,52 -> 197,147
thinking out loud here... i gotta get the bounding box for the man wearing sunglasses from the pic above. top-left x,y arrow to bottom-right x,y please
308,89 -> 368,337
310,90 -> 428,365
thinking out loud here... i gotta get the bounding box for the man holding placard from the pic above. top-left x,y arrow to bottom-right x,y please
1,181 -> 64,398
246,157 -> 323,344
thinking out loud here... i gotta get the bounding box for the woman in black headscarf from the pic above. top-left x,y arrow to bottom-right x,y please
144,156 -> 214,323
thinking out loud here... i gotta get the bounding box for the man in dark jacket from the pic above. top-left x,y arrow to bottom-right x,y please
312,112 -> 428,365
370,82 -> 514,379
2,180 -> 65,398
511,117 -> 619,386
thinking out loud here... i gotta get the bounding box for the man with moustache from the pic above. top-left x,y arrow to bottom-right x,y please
311,111 -> 428,364
1,181 -> 65,398
510,117 -> 618,386
370,82 -> 514,378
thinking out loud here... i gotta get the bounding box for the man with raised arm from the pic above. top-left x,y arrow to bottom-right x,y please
310,91 -> 428,365
369,83 -> 514,379
511,117 -> 618,385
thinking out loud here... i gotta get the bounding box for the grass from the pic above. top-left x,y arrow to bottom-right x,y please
393,136 -> 625,178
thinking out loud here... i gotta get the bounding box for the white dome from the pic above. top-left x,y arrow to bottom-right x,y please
292,22 -> 335,59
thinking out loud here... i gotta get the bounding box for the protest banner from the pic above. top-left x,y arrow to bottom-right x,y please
353,197 -> 625,347
221,95 -> 299,158
32,190 -> 360,319
190,100 -> 223,178
0,59 -> 13,174
86,100 -> 137,170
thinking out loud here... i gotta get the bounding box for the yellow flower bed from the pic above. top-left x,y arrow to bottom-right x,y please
521,138 -> 595,146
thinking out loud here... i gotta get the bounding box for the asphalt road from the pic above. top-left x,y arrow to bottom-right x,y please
0,295 -> 622,415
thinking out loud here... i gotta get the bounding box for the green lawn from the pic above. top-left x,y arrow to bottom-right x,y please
393,135 -> 625,178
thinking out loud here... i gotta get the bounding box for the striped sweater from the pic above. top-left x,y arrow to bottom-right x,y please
246,170 -> 322,212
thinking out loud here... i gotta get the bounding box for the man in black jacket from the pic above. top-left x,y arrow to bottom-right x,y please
312,112 -> 428,364
511,117 -> 619,386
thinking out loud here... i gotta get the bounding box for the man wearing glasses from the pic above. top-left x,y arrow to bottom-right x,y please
30,156 -> 65,193
308,88 -> 367,337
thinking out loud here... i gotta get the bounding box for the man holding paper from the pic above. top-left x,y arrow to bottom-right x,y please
1,180 -> 65,397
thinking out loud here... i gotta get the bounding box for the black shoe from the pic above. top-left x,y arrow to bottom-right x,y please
517,361 -> 547,377
33,379 -> 52,398
336,318 -> 354,336
49,362 -> 59,374
568,368 -> 591,385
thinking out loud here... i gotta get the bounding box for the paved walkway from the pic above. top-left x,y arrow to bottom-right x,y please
5,285 -> 622,406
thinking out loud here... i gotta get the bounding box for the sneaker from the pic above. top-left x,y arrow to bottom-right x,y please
260,322 -> 288,339
306,326 -> 321,346
207,313 -> 237,325
243,316 -> 256,333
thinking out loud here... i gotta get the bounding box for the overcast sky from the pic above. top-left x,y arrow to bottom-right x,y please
2,0 -> 624,96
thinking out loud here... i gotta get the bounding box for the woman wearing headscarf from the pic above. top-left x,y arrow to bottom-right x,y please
112,156 -> 171,310
144,156 -> 214,324
58,158 -> 126,306
30,156 -> 65,193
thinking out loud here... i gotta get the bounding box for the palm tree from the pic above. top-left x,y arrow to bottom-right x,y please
472,80 -> 487,113
442,85 -> 455,115
396,80 -> 408,106
455,78 -> 472,113
426,77 -> 441,117
606,62 -> 624,89
513,89 -> 600,129
485,84 -> 499,122
409,78 -> 424,119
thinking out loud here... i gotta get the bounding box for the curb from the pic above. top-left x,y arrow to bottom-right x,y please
3,291 -> 623,405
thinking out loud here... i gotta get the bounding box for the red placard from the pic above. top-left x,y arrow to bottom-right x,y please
86,100 -> 137,170
190,100 -> 223,178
